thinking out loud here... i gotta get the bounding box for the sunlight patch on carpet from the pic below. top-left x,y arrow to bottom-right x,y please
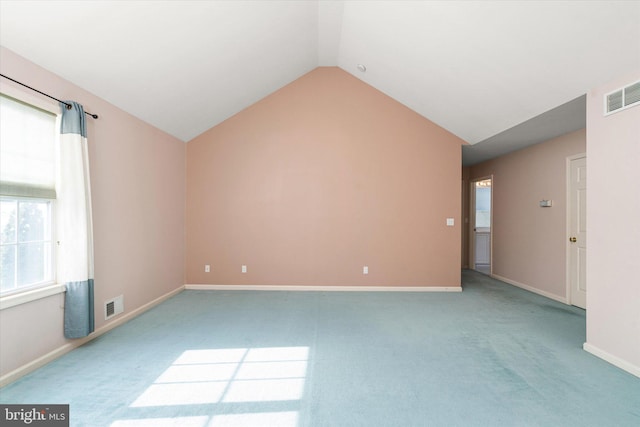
131,346 -> 308,407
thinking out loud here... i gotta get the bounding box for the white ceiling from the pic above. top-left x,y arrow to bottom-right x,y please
1,1 -> 639,161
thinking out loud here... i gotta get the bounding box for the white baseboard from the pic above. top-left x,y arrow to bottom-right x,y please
583,342 -> 640,378
185,284 -> 462,292
0,285 -> 185,387
491,274 -> 568,304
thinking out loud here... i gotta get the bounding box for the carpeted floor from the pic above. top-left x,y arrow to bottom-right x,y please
1,270 -> 639,426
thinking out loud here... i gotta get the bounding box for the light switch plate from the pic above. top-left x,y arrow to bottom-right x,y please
446,218 -> 454,226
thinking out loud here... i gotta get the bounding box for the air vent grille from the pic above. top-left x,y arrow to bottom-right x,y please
106,301 -> 115,317
624,82 -> 640,106
605,80 -> 640,115
105,295 -> 124,320
607,90 -> 623,112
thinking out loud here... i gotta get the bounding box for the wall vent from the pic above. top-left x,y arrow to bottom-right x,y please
105,295 -> 124,320
605,80 -> 640,115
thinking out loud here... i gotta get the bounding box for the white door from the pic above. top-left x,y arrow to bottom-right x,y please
569,156 -> 587,309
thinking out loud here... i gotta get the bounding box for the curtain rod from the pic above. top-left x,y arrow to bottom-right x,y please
0,73 -> 98,119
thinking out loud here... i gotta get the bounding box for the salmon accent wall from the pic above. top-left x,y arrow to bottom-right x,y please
186,67 -> 464,287
468,129 -> 586,300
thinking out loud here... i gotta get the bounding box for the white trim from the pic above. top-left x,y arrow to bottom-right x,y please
491,274 -> 568,304
583,342 -> 640,378
185,284 -> 462,292
0,285 -> 184,387
0,283 -> 66,310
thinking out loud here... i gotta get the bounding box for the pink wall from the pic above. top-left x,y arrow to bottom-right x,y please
469,129 -> 586,300
585,72 -> 640,374
186,67 -> 464,287
0,47 -> 186,376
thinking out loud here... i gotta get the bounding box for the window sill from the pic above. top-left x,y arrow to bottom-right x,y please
0,284 -> 66,311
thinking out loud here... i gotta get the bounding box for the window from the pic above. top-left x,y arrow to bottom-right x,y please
1,198 -> 54,292
0,93 -> 58,296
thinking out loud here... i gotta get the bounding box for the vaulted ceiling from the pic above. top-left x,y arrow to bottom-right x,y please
1,1 -> 639,164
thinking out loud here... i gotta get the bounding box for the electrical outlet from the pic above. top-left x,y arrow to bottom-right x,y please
205,264 -> 210,273
241,265 -> 247,273
363,266 -> 369,275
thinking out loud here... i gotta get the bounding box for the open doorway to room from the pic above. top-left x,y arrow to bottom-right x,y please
470,177 -> 492,275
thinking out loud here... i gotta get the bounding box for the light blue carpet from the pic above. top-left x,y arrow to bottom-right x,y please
1,270 -> 639,426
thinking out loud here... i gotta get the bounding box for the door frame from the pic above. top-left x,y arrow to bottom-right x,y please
566,153 -> 587,307
469,175 -> 493,273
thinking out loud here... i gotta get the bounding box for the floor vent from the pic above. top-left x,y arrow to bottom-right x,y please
105,295 -> 124,320
605,80 -> 640,115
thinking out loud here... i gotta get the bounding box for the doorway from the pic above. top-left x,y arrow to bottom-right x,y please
470,177 -> 492,275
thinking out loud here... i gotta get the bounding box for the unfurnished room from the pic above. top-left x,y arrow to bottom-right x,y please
0,1 -> 639,426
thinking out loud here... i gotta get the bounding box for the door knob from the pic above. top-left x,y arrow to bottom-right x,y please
569,237 -> 577,243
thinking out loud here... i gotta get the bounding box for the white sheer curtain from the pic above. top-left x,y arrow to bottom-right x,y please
58,101 -> 95,339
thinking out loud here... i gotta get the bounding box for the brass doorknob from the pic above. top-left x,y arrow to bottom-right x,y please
569,237 -> 577,243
